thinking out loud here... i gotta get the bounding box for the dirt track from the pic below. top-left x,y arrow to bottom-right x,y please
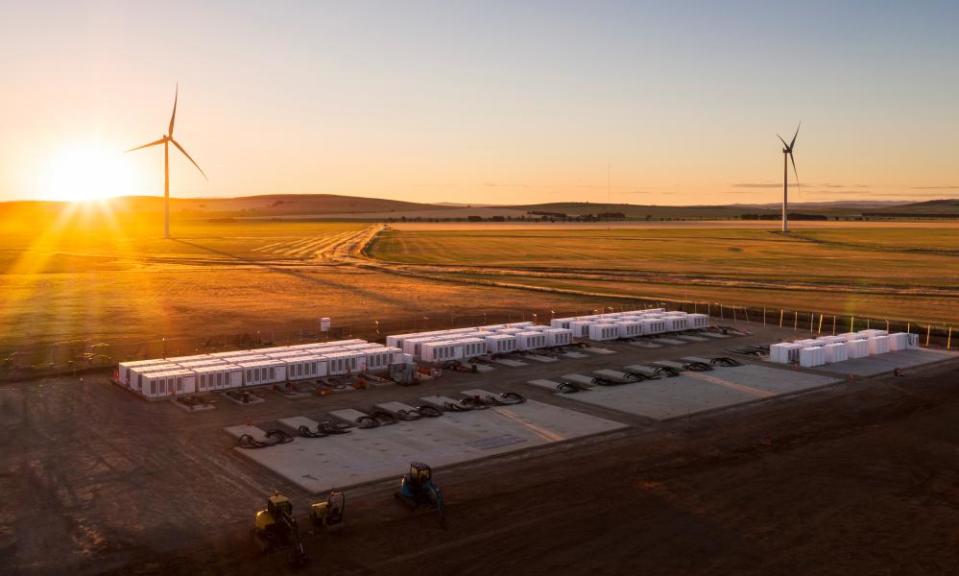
42,357 -> 953,576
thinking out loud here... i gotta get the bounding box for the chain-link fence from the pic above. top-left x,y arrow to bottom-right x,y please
1,297 -> 954,382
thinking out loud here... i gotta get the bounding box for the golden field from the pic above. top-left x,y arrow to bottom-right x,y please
2,204 -> 956,363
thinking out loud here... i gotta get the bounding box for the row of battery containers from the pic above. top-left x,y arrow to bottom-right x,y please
387,323 -> 574,362
551,310 -> 710,341
117,339 -> 411,400
769,330 -> 919,368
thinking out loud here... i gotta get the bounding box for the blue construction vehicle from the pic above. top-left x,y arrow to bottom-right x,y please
395,462 -> 446,527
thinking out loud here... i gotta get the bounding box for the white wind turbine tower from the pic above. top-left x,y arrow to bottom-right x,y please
778,123 -> 801,233
128,84 -> 207,239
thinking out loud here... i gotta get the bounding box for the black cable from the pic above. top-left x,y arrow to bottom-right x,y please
415,405 -> 443,417
498,392 -> 526,404
443,402 -> 470,412
318,421 -> 352,435
395,409 -> 422,421
370,410 -> 397,425
356,416 -> 380,429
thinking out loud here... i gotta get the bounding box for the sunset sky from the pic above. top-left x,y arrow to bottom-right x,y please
1,1 -> 957,205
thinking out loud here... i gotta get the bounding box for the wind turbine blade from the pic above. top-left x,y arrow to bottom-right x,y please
170,138 -> 207,180
168,83 -> 178,137
777,134 -> 789,149
789,122 -> 801,149
126,137 -> 166,152
789,152 -> 799,188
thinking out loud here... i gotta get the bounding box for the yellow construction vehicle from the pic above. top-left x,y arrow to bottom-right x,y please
253,489 -> 346,566
254,491 -> 308,567
310,489 -> 346,531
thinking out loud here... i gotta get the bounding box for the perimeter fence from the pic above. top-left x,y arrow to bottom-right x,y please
1,297 -> 954,382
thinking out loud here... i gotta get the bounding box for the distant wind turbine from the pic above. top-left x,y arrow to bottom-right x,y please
127,84 -> 207,239
777,123 -> 800,233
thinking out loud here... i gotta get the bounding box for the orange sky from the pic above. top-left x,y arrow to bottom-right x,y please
1,2 -> 957,206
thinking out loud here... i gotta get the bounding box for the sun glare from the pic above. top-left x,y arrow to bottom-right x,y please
39,143 -> 135,202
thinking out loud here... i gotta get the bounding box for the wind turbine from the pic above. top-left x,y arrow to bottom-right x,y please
777,123 -> 800,233
128,84 -> 206,239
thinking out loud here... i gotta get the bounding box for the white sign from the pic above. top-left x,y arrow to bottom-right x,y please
320,317 -> 331,332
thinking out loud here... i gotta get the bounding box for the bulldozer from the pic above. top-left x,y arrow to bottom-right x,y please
253,490 -> 345,567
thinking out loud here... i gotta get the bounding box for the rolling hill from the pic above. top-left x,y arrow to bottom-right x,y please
1,194 -> 956,224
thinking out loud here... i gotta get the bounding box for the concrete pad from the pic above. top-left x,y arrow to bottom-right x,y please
374,401 -> 418,414
680,356 -> 714,364
323,385 -> 356,394
815,349 -> 957,377
528,379 -> 565,391
584,347 -> 617,355
224,424 -> 269,441
472,364 -> 496,373
650,360 -> 687,370
563,351 -> 589,359
699,332 -> 730,338
522,354 -> 559,363
222,391 -> 265,405
329,409 -> 370,425
651,338 -> 687,346
279,416 -> 320,430
554,365 -> 839,421
491,358 -> 528,367
230,400 -> 626,493
419,395 -> 467,409
676,335 -> 709,342
561,374 -> 596,386
172,399 -> 216,413
629,341 -> 663,349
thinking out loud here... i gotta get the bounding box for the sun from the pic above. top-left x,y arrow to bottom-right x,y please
39,142 -> 135,202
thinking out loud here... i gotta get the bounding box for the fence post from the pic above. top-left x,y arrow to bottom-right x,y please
948,327 -> 953,350
885,319 -> 890,332
779,309 -> 784,328
732,307 -> 737,323
818,314 -> 824,334
810,312 -> 815,333
926,325 -> 932,347
763,307 -> 767,327
850,316 -> 855,332
720,303 -> 724,321
906,322 -> 910,334
832,315 -> 837,335
793,311 -> 798,331
744,307 -> 749,323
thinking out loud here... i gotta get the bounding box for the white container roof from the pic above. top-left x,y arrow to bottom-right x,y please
146,368 -> 196,378
279,354 -> 326,362
222,356 -> 271,365
192,363 -> 241,373
166,354 -> 214,363
321,350 -> 365,359
129,362 -> 181,373
119,358 -> 172,367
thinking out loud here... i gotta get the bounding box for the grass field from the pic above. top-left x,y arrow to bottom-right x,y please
0,210 -> 600,363
369,222 -> 959,324
2,208 -> 957,366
